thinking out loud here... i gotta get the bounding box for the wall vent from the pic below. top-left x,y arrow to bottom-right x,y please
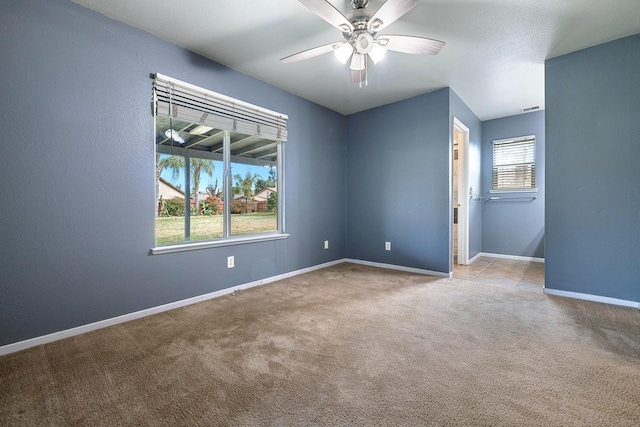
521,105 -> 540,113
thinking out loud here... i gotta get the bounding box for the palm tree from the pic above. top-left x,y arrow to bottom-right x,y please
267,167 -> 277,188
156,154 -> 184,181
190,158 -> 214,214
156,154 -> 184,216
206,179 -> 221,197
234,172 -> 258,213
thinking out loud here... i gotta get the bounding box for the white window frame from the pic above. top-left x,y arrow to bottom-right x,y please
151,74 -> 288,255
490,135 -> 538,193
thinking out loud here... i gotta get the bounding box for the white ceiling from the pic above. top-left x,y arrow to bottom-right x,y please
72,0 -> 640,120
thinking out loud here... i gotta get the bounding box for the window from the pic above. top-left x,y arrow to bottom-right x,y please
152,74 -> 288,253
492,136 -> 536,191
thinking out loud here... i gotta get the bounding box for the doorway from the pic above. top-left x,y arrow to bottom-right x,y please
453,118 -> 470,265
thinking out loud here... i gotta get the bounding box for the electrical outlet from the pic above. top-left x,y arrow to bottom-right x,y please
227,256 -> 234,268
324,240 -> 329,249
385,241 -> 391,251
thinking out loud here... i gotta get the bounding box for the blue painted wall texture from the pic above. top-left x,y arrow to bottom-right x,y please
345,89 -> 451,274
481,111 -> 545,258
545,34 -> 640,302
0,0 -> 346,346
0,0 -> 556,347
450,90 -> 483,261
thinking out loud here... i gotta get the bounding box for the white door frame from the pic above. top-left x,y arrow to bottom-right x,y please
454,117 -> 470,265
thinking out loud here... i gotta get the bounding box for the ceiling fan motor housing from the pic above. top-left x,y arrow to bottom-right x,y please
351,0 -> 369,9
345,8 -> 374,34
345,6 -> 376,55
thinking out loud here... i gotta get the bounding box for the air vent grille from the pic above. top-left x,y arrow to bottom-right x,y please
521,105 -> 540,113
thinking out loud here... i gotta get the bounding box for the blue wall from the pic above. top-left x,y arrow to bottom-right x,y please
0,0 -> 564,348
450,90 -> 483,261
481,111 -> 545,258
545,34 -> 640,302
345,89 -> 451,274
0,0 -> 346,346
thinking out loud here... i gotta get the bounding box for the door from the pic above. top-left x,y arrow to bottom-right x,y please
453,118 -> 470,265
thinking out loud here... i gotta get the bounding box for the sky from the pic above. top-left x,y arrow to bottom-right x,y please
159,154 -> 275,195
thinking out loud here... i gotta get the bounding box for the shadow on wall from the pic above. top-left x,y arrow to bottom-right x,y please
525,227 -> 545,259
370,246 -> 449,275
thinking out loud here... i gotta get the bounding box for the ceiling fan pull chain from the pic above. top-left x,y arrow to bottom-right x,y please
365,57 -> 368,87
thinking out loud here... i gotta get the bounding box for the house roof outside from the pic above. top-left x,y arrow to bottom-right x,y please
158,177 -> 184,200
234,187 -> 277,202
158,178 -> 211,203
255,187 -> 277,202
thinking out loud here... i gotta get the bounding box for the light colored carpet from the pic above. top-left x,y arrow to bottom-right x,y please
1,263 -> 640,426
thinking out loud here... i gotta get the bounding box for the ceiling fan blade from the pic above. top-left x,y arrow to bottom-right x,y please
281,42 -> 343,64
378,35 -> 445,55
298,0 -> 354,33
351,68 -> 367,84
368,0 -> 419,32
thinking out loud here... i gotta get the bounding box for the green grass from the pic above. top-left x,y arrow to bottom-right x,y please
156,212 -> 277,245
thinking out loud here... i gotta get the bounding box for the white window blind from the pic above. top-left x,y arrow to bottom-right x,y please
492,136 -> 536,190
153,73 -> 287,141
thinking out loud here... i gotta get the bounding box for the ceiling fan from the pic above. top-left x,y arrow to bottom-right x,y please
281,0 -> 445,85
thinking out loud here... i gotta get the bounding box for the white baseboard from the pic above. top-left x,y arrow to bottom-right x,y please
344,259 -> 452,278
5,255 -> 635,357
468,253 -> 482,264
543,288 -> 640,309
0,259 -> 345,356
481,252 -> 545,263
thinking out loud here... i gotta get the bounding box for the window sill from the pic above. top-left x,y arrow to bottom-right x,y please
150,232 -> 289,255
489,188 -> 539,194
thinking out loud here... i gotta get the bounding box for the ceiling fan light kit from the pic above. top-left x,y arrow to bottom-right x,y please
334,42 -> 354,64
355,33 -> 374,54
282,0 -> 445,85
350,52 -> 366,71
369,43 -> 386,64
